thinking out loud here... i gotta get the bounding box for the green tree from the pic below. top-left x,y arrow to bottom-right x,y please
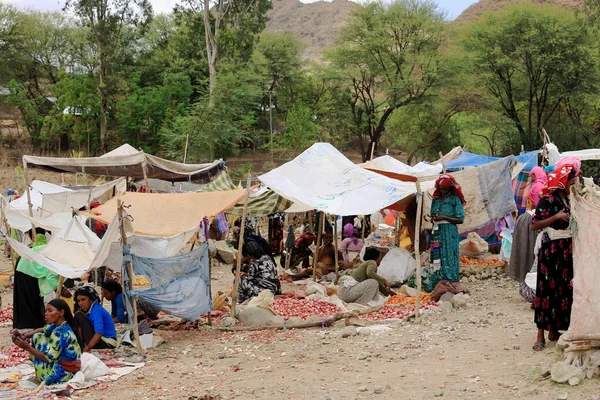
273,104 -> 319,153
464,4 -> 597,152
328,0 -> 446,161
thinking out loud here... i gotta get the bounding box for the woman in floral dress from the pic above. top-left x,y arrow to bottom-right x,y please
11,299 -> 81,385
531,158 -> 580,351
429,175 -> 466,291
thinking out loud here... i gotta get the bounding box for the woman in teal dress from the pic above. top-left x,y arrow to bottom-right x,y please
429,174 -> 466,290
11,299 -> 81,385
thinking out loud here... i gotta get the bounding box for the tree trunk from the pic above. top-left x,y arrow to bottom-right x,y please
204,0 -> 219,109
97,40 -> 108,152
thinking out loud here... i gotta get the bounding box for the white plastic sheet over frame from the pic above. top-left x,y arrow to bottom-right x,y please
258,143 -> 432,216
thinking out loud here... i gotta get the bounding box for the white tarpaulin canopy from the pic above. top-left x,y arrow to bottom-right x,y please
23,144 -> 225,182
258,143 -> 430,216
360,155 -> 442,177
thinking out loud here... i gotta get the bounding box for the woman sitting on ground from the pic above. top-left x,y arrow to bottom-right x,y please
74,286 -> 117,351
11,299 -> 81,385
338,224 -> 364,270
101,280 -> 160,324
338,248 -> 396,305
237,240 -> 281,303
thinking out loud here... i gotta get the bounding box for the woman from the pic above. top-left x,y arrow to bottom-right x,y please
429,174 -> 466,290
529,166 -> 548,208
101,280 -> 160,324
530,161 -> 579,351
338,248 -> 395,305
74,286 -> 117,351
338,224 -> 363,269
11,299 -> 81,385
288,232 -> 316,269
237,241 -> 281,303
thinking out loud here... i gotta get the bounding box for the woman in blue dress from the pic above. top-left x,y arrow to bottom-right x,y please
11,299 -> 81,385
429,174 -> 466,290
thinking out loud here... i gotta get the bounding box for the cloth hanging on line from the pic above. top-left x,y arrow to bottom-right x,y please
123,243 -> 212,322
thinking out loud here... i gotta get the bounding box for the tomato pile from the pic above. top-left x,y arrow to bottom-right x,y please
0,305 -> 13,324
361,301 -> 439,321
270,298 -> 342,320
459,256 -> 504,268
0,345 -> 29,368
386,293 -> 432,305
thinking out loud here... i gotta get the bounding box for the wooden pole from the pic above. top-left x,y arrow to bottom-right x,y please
183,133 -> 190,164
333,215 -> 340,283
284,214 -> 293,271
230,177 -> 252,317
361,215 -> 366,239
439,152 -> 447,174
207,256 -> 213,326
142,161 -> 149,192
55,277 -> 64,299
311,212 -> 324,281
413,182 -> 424,322
22,162 -> 37,244
307,211 -> 313,233
117,200 -> 144,356
395,211 -> 401,247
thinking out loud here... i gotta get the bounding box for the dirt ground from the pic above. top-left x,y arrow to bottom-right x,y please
0,253 -> 598,400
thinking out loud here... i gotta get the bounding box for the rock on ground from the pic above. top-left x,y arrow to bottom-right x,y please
551,362 -> 585,384
451,293 -> 470,309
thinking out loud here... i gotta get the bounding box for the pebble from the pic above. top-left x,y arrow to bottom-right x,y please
218,353 -> 226,359
358,386 -> 368,392
568,377 -> 581,386
341,326 -> 357,338
513,345 -> 520,350
373,386 -> 385,394
557,393 -> 568,400
456,386 -> 467,392
357,352 -> 370,360
434,391 -> 444,397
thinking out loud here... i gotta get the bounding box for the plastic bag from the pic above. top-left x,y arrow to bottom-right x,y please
459,232 -> 489,258
246,290 -> 275,309
377,247 -> 416,284
80,352 -> 113,379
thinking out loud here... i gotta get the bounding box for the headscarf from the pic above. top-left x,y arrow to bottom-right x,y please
433,174 -> 466,205
544,162 -> 579,195
74,285 -> 101,313
343,223 -> 354,239
48,298 -> 77,331
295,232 -> 316,248
529,166 -> 547,208
555,157 -> 581,175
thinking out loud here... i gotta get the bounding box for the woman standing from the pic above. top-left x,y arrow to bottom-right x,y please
429,175 -> 466,290
11,299 -> 81,385
531,161 -> 579,351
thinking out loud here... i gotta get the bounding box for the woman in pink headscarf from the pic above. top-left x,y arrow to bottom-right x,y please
528,167 -> 547,208
338,223 -> 364,269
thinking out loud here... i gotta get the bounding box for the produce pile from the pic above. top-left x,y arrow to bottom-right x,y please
459,256 -> 505,279
0,345 -> 29,368
361,301 -> 438,321
385,293 -> 432,306
0,305 -> 13,324
133,277 -> 150,286
270,298 -> 342,320
459,256 -> 504,267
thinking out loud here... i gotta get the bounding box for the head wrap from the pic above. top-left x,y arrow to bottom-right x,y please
6,189 -> 15,196
529,166 -> 548,208
343,223 -> 354,239
555,157 -> 581,175
74,285 -> 100,312
295,232 -> 316,248
433,174 -> 466,205
544,162 -> 579,195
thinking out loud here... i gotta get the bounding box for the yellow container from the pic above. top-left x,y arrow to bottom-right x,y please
0,273 -> 13,288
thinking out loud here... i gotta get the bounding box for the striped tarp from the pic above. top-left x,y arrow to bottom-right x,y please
201,171 -> 293,216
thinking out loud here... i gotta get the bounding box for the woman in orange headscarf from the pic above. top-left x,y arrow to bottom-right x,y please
429,175 -> 466,290
530,160 -> 580,351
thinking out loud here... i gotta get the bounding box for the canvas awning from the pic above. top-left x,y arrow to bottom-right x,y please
258,143 -> 426,216
86,189 -> 247,236
360,155 -> 442,177
23,144 -> 225,182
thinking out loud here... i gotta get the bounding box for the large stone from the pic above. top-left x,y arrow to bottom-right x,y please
438,301 -> 453,313
439,292 -> 455,303
214,240 -> 236,264
238,306 -> 278,326
221,316 -> 237,327
551,362 -> 585,384
341,326 -> 357,338
451,293 -> 470,309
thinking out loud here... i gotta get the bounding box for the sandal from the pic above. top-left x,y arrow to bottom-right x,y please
533,341 -> 545,351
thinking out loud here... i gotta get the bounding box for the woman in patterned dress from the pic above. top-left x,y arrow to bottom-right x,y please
238,240 -> 281,303
429,175 -> 466,291
11,299 -> 81,385
530,159 -> 580,351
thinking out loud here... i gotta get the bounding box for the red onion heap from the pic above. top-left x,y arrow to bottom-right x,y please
0,345 -> 29,368
270,298 -> 341,320
0,305 -> 13,324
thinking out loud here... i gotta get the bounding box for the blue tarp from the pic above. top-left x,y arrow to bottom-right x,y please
446,150 -> 539,171
123,243 -> 211,322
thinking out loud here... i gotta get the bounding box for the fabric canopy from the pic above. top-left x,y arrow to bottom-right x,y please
258,143 -> 426,216
446,150 -> 539,171
360,155 -> 442,177
23,144 -> 225,182
87,189 -> 246,236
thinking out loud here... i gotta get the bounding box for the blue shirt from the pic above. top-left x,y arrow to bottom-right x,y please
110,294 -> 126,323
87,302 -> 117,339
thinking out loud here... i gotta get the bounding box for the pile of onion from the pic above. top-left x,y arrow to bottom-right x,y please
270,298 -> 341,320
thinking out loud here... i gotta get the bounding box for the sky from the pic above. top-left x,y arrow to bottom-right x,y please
4,0 -> 478,20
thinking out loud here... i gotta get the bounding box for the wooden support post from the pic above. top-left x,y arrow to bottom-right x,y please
142,161 -> 149,192
22,161 -> 37,244
230,177 -> 252,317
361,215 -> 366,239
439,152 -> 447,174
55,276 -> 64,299
117,200 -> 144,356
311,212 -> 324,281
207,256 -> 213,326
413,182 -> 424,322
307,211 -> 313,233
333,215 -> 341,284
395,212 -> 401,247
284,214 -> 293,271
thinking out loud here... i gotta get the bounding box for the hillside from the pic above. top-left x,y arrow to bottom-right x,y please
266,0 -> 358,60
455,0 -> 584,24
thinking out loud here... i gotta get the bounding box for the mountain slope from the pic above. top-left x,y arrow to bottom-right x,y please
455,0 -> 584,24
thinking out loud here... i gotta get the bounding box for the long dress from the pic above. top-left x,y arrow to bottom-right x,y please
32,323 -> 81,385
238,255 -> 281,303
532,194 -> 573,332
429,194 -> 465,290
